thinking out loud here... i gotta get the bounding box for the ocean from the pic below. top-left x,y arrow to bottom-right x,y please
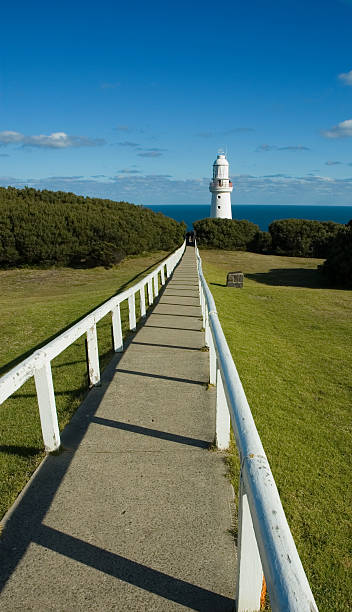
144,204 -> 352,231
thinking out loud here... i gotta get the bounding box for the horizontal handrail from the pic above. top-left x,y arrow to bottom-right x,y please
0,242 -> 186,450
195,243 -> 318,612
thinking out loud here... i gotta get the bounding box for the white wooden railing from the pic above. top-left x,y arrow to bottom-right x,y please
0,242 -> 186,453
195,244 -> 318,612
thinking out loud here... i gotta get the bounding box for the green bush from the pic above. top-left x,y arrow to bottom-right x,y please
193,217 -> 259,250
322,222 -> 352,288
248,230 -> 272,253
0,187 -> 186,268
269,218 -> 342,257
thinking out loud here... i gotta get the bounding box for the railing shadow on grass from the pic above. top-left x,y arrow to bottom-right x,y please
245,267 -> 329,289
0,253 -> 171,377
211,268 -> 333,290
0,445 -> 43,458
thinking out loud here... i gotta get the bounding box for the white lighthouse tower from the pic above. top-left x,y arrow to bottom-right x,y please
209,152 -> 233,219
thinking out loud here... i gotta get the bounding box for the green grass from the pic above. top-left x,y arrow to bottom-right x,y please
0,252 -> 168,519
201,249 -> 352,612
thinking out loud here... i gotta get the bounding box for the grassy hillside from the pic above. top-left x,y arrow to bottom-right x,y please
201,249 -> 352,612
0,251 -> 169,519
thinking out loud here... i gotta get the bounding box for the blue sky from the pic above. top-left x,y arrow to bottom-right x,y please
1,0 -> 352,205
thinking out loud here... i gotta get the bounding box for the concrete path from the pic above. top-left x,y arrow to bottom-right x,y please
0,247 -> 236,611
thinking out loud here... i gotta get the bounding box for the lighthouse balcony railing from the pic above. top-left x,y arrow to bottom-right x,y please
0,241 -> 186,453
195,242 -> 318,612
209,181 -> 233,189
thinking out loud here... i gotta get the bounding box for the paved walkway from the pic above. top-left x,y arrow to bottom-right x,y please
0,247 -> 236,611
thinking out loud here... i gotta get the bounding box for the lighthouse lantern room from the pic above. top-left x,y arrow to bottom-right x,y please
209,153 -> 233,219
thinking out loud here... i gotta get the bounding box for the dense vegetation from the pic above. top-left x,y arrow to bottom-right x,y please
193,217 -> 267,251
0,187 -> 185,267
322,221 -> 352,288
194,216 -> 344,260
269,218 -> 343,257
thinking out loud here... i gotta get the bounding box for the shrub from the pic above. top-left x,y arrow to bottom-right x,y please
193,217 -> 259,250
269,218 -> 342,258
0,187 -> 186,268
249,230 -> 272,253
322,222 -> 352,288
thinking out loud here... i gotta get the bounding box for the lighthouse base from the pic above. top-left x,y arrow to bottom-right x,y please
210,192 -> 232,219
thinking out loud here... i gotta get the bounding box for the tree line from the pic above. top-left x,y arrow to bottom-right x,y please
0,187 -> 186,268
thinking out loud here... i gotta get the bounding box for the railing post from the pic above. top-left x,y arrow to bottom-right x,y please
128,293 -> 137,330
236,478 -> 263,612
201,288 -> 206,328
209,328 -> 216,385
34,360 -> 61,452
112,303 -> 123,352
86,324 -> 100,386
139,285 -> 146,318
153,272 -> 159,297
147,279 -> 153,305
215,368 -> 230,449
205,303 -> 210,348
161,266 -> 165,285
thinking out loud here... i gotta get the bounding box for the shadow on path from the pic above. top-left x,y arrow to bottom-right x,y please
91,416 -> 210,449
32,526 -> 234,612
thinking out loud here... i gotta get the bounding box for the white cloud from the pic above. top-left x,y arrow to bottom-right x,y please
338,70 -> 352,85
118,141 -> 139,147
322,119 -> 352,138
136,147 -> 166,158
196,127 -> 255,138
100,82 -> 120,89
0,131 -> 23,144
137,151 -> 162,158
0,131 -> 105,148
2,171 -> 352,205
256,144 -> 310,152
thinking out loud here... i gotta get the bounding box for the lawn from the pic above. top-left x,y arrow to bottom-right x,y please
0,251 -> 169,519
200,249 -> 352,612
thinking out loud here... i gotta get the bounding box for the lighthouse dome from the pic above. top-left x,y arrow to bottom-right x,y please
213,154 -> 229,166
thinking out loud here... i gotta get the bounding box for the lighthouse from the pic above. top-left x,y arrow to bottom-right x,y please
209,153 -> 233,219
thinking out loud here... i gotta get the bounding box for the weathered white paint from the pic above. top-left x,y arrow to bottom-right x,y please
0,242 -> 185,453
147,279 -> 153,305
112,304 -> 123,352
236,481 -> 263,611
209,153 -> 233,219
195,243 -> 319,612
161,266 -> 165,285
153,272 -> 159,297
86,324 -> 100,387
204,303 -> 211,348
34,361 -> 60,452
128,294 -> 137,331
209,331 -> 217,385
139,286 -> 146,318
215,368 -> 231,450
201,288 -> 206,328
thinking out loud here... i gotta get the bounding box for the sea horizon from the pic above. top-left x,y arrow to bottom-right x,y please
144,204 -> 352,231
